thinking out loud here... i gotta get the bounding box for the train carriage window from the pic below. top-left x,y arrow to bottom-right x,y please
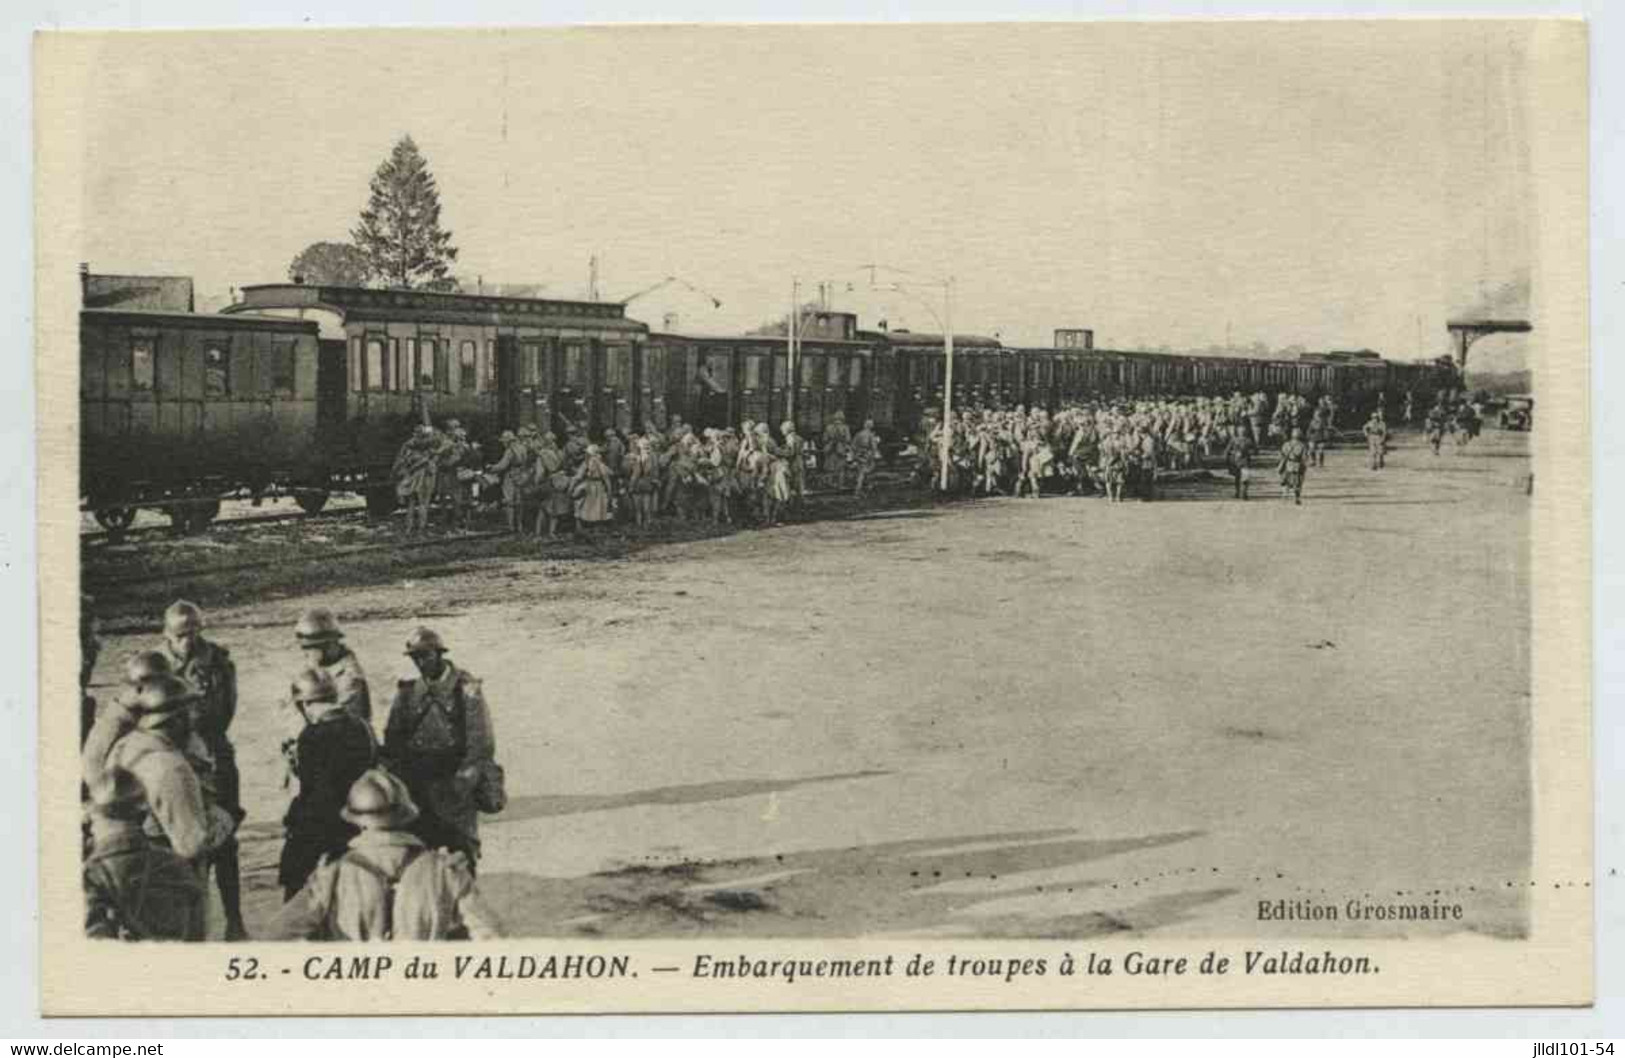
131,338 -> 155,395
434,341 -> 450,392
849,357 -> 863,387
806,355 -> 826,388
485,339 -> 497,391
387,339 -> 399,391
606,345 -> 631,389
646,345 -> 668,390
702,350 -> 730,392
520,342 -> 540,386
267,342 -> 296,397
460,340 -> 478,393
744,356 -> 762,390
564,343 -> 587,388
204,343 -> 230,398
414,338 -> 434,390
366,338 -> 386,392
396,340 -> 413,392
773,353 -> 787,388
348,337 -> 361,392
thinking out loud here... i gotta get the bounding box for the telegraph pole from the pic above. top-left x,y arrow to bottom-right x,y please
787,278 -> 799,424
939,276 -> 955,492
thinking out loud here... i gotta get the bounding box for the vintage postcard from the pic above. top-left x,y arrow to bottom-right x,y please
35,20 -> 1589,1015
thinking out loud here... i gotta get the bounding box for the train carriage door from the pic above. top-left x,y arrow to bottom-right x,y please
801,351 -> 825,436
558,340 -> 588,434
741,352 -> 768,425
643,342 -> 669,431
698,346 -> 731,430
495,337 -> 520,430
603,340 -> 633,435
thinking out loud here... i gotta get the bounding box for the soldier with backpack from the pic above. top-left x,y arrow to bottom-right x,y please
268,769 -> 503,941
382,628 -> 504,868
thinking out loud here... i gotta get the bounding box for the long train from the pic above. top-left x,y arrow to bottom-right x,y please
80,282 -> 1459,530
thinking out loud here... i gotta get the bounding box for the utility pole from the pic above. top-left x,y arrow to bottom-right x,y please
939,276 -> 955,492
787,278 -> 799,425
588,255 -> 600,302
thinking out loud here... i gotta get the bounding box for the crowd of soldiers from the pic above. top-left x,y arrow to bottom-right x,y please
392,412 -> 885,536
906,390 -> 1364,505
79,600 -> 505,942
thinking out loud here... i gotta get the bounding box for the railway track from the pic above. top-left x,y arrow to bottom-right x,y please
79,502 -> 371,545
80,474 -> 926,590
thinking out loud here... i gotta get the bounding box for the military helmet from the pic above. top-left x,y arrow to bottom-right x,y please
294,607 -> 344,645
132,674 -> 199,727
340,768 -> 419,829
163,600 -> 203,636
499,430 -> 517,443
122,649 -> 173,688
289,667 -> 338,705
404,626 -> 448,656
445,418 -> 463,430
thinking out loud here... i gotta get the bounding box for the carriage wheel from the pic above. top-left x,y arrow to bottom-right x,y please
295,490 -> 330,515
93,506 -> 137,533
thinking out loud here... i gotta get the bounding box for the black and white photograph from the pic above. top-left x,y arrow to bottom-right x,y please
35,20 -> 1590,1014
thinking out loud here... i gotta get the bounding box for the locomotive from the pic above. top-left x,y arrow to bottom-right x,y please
79,279 -> 1457,531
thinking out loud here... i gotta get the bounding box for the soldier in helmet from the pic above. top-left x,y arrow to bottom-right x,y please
823,411 -> 852,490
277,668 -> 378,900
437,419 -> 478,529
269,769 -> 503,941
780,420 -> 807,508
851,418 -> 882,499
158,600 -> 248,940
382,628 -> 500,867
393,424 -> 441,535
1278,426 -> 1310,506
1363,410 -> 1389,470
294,608 -> 372,730
484,430 -> 529,533
82,675 -> 233,941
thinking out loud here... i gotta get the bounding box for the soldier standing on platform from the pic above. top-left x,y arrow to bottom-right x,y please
781,421 -> 807,507
1278,427 -> 1310,505
269,769 -> 503,941
383,628 -> 500,868
1307,406 -> 1332,467
823,411 -> 852,490
83,675 -> 231,941
484,430 -> 527,533
393,424 -> 441,535
159,601 -> 247,941
278,668 -> 377,901
1224,424 -> 1256,500
851,418 -> 881,498
1425,402 -> 1448,456
437,420 -> 477,529
1363,411 -> 1389,470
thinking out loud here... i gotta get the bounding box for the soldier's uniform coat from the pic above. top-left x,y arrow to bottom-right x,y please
269,828 -> 503,941
383,664 -> 496,862
82,725 -> 214,940
278,703 -> 378,899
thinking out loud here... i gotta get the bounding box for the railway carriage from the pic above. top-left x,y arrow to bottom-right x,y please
80,307 -> 323,531
225,283 -> 651,513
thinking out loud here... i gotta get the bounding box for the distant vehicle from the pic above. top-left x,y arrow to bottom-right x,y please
1499,395 -> 1534,431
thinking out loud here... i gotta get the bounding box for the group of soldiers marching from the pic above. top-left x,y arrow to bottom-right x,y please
1421,396 -> 1484,457
910,390 -> 1357,505
80,600 -> 506,942
394,412 -> 885,536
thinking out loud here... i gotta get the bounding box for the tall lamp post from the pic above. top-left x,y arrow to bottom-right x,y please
939,275 -> 955,492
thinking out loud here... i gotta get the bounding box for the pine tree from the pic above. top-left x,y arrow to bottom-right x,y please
350,135 -> 459,290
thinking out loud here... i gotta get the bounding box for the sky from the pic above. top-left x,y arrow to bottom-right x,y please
67,22 -> 1540,371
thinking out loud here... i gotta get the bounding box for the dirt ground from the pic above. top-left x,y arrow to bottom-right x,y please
84,430 -> 1535,941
